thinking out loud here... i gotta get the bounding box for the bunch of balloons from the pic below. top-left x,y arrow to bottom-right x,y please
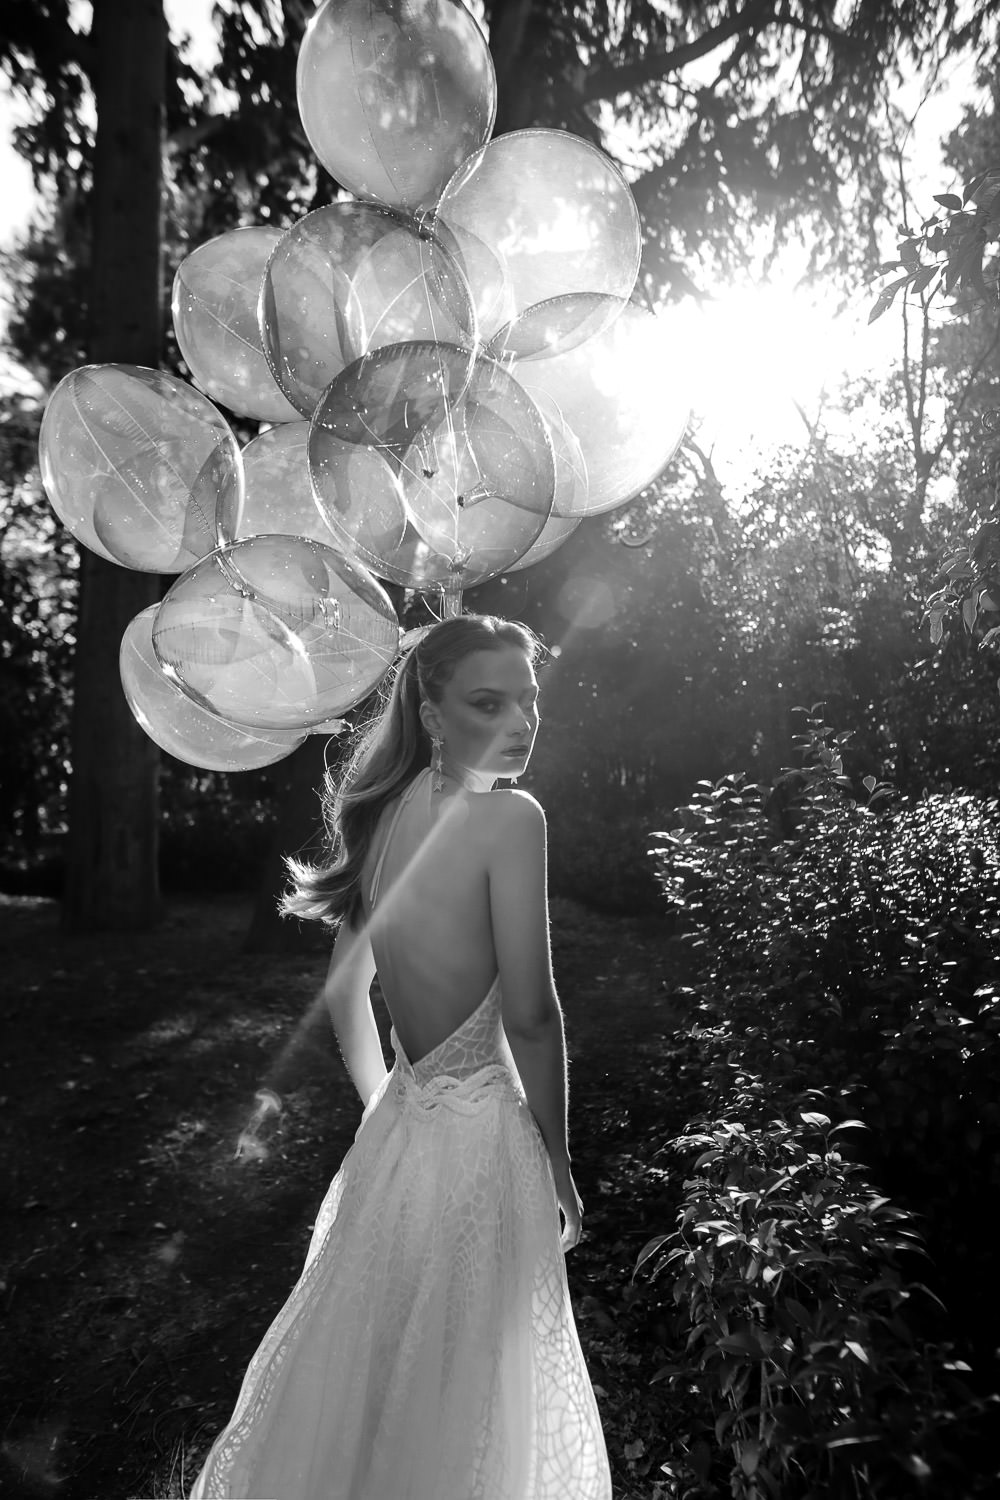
39,0 -> 690,772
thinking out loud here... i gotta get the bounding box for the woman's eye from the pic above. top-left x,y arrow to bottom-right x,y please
475,701 -> 499,713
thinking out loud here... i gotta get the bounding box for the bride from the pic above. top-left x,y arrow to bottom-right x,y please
189,612 -> 612,1500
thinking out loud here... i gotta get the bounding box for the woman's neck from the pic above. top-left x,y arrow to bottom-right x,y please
436,751 -> 496,795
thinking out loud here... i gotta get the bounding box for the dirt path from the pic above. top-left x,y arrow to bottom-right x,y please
0,892 -> 689,1500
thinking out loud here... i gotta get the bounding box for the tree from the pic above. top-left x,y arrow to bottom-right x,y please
193,1 -> 1000,293
62,0 -> 168,931
869,74 -> 1000,653
5,0 -> 998,936
2,2 -> 169,929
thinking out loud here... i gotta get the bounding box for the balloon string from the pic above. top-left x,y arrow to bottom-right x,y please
440,580 -> 463,618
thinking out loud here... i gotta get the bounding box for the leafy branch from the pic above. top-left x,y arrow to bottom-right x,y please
869,166 -> 1000,323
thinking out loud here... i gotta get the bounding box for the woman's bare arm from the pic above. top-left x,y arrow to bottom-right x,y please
488,793 -> 570,1173
323,920 -> 388,1106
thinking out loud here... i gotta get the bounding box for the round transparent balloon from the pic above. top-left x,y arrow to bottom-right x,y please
433,130 -> 642,339
488,393 -> 584,573
219,422 -> 339,549
487,292 -> 624,364
504,511 -> 581,573
530,391 -> 590,519
489,296 -> 690,514
296,0 -> 496,211
312,348 -> 554,589
152,536 -> 400,731
38,364 -> 242,572
259,202 -> 475,418
431,220 -> 515,347
308,437 -> 410,576
121,605 -> 308,771
172,227 -> 301,422
310,339 -> 475,460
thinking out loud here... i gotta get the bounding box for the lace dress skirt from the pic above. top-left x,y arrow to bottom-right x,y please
188,981 -> 612,1500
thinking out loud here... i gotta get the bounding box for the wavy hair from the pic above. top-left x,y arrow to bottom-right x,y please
282,613 -> 542,930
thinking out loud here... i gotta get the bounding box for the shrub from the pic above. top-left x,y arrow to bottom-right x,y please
648,712 -> 1000,1331
635,710 -> 1000,1494
636,1101 -> 999,1499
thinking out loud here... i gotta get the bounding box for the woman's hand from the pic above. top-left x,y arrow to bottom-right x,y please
552,1161 -> 584,1252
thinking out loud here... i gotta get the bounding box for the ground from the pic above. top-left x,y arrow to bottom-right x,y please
0,891 -> 693,1500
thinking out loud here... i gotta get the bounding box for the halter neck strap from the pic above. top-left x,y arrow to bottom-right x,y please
368,768 -> 431,907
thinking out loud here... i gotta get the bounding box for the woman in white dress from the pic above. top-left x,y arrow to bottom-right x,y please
189,612 -> 612,1500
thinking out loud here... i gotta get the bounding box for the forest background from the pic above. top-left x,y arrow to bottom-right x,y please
2,0 -> 1000,937
2,3 -> 1000,1497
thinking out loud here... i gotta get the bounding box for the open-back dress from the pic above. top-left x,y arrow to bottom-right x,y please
189,768 -> 612,1500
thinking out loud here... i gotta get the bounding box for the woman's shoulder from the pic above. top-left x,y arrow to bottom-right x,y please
480,786 -> 545,826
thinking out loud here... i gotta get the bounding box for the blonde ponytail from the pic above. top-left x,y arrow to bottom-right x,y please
282,613 -> 540,930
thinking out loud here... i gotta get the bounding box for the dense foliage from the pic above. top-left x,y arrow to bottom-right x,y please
637,1106 -> 996,1498
0,395 -> 74,857
631,713 -> 1000,1495
3,1 -> 1000,915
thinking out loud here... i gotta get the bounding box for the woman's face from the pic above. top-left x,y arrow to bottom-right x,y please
432,645 -> 540,780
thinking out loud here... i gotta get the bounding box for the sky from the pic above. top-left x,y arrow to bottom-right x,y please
0,3 -> 986,482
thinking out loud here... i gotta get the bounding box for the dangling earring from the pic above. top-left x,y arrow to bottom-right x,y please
431,732 -> 444,792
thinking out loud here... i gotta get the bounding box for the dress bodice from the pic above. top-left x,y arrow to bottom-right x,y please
389,977 -> 519,1116
394,975 -> 502,1076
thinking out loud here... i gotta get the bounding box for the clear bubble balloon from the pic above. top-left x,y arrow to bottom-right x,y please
504,511 -> 581,574
531,391 -> 590,518
308,437 -> 410,575
171,227 -> 302,422
433,130 -> 642,339
309,339 -> 474,459
38,364 -> 241,572
495,393 -> 584,572
219,422 -> 339,549
296,0 -> 496,211
312,347 -> 554,589
489,296 -> 690,514
431,220 -> 515,346
486,292 -> 623,363
259,203 -> 474,418
153,536 -> 400,731
121,605 -> 308,771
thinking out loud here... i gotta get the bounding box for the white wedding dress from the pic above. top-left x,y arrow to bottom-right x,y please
190,769 -> 612,1500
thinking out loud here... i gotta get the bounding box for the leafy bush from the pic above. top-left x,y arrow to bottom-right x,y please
649,713 -> 1000,1269
634,710 -> 1000,1494
636,1101 -> 998,1499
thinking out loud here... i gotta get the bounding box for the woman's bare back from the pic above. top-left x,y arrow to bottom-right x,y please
360,769 -> 514,1065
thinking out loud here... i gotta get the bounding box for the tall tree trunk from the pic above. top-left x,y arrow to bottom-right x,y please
487,0 -> 542,134
62,0 -> 166,932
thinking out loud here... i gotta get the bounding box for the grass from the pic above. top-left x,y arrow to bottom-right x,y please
0,890 -> 696,1500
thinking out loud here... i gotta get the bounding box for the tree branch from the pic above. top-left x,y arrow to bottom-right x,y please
570,0 -> 776,106
683,435 -> 737,571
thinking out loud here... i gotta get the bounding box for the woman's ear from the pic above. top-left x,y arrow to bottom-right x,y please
418,699 -> 441,740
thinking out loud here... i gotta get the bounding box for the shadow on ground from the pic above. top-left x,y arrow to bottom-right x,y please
0,892 -> 693,1500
